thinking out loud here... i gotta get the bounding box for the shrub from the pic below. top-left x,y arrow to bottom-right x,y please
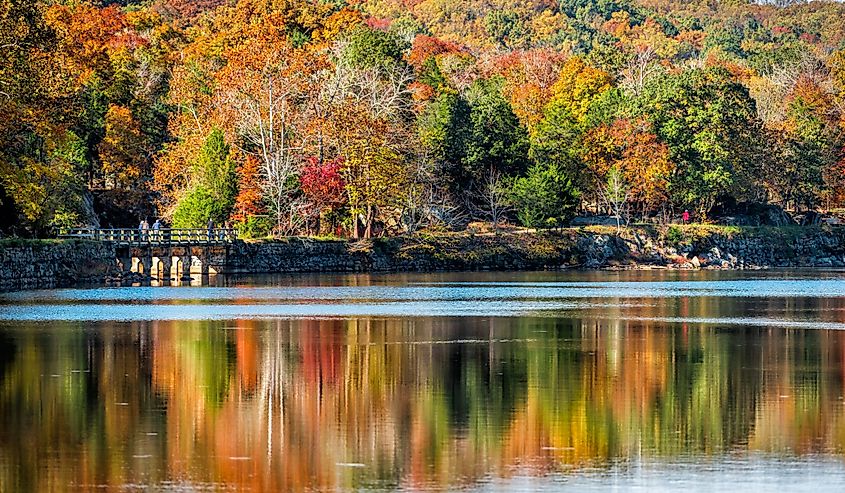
666,226 -> 684,245
235,216 -> 273,239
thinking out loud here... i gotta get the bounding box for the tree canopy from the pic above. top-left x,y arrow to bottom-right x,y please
3,0 -> 845,236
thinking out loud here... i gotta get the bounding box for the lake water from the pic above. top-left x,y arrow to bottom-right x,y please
3,270 -> 845,491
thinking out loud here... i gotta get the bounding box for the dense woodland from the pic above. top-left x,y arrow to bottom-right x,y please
2,0 -> 845,238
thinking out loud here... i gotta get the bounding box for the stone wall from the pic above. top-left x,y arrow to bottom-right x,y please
225,233 -> 585,273
0,240 -> 117,291
226,227 -> 845,273
620,226 -> 845,269
4,226 -> 845,292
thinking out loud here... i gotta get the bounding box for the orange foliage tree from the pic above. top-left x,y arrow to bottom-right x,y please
583,118 -> 674,215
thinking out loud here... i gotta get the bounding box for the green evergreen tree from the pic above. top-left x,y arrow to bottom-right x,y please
509,162 -> 580,228
172,128 -> 237,228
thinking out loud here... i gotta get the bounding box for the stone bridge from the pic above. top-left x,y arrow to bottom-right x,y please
61,228 -> 237,280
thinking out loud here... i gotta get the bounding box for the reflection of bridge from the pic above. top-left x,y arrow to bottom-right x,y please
61,228 -> 238,280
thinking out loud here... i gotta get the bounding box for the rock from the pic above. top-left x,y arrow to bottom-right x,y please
800,211 -> 823,226
717,203 -> 796,227
691,256 -> 701,269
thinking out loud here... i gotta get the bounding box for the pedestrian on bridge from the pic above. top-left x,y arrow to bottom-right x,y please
152,219 -> 161,241
139,218 -> 149,242
207,218 -> 214,241
220,220 -> 231,241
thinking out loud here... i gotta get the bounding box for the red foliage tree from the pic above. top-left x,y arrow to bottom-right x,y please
407,35 -> 465,71
300,156 -> 347,234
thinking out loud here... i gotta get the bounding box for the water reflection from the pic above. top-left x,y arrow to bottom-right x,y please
4,311 -> 845,490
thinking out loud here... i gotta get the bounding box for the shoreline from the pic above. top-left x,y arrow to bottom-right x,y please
2,225 -> 845,292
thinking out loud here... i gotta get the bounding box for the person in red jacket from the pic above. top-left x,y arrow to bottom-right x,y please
682,210 -> 690,223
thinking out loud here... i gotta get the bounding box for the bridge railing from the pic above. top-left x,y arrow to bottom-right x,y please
60,228 -> 238,245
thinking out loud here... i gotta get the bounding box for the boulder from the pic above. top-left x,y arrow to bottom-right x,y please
718,203 -> 797,227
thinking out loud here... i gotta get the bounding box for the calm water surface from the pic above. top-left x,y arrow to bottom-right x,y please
3,270 -> 845,491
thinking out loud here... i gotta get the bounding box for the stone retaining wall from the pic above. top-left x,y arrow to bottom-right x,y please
3,227 -> 845,291
226,227 -> 845,273
622,227 -> 845,269
0,240 -> 117,291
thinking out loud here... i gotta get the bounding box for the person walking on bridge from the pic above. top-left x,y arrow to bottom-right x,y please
207,218 -> 214,242
220,220 -> 231,241
152,219 -> 161,242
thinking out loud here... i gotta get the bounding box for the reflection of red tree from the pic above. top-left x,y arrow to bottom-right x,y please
139,314 -> 845,491
299,319 -> 345,386
610,323 -> 670,420
236,323 -> 259,394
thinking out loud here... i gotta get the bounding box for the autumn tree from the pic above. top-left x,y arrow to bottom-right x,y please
637,67 -> 765,217
323,27 -> 417,238
0,131 -> 87,235
582,118 -> 674,217
213,39 -> 318,234
492,49 -> 567,133
98,105 -> 148,188
232,155 -> 270,237
233,155 -> 264,222
547,57 -> 613,126
300,156 -> 346,235
530,57 -> 613,194
0,0 -> 89,234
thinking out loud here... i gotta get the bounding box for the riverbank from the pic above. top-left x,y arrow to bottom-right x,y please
227,224 -> 845,272
3,225 -> 845,291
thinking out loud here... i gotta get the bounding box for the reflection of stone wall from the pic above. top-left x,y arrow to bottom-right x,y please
0,240 -> 117,291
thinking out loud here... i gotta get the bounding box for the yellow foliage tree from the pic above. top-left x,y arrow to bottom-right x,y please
98,105 -> 147,189
548,57 -> 612,125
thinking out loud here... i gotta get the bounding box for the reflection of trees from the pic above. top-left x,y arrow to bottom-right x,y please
4,314 -> 845,489
0,323 -> 166,491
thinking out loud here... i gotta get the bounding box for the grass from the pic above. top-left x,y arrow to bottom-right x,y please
244,224 -> 824,246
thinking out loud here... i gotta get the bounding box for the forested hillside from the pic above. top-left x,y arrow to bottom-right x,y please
2,0 -> 845,237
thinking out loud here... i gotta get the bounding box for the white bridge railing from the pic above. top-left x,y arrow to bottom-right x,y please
60,228 -> 238,245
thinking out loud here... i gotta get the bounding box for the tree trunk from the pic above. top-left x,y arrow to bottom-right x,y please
364,204 -> 374,239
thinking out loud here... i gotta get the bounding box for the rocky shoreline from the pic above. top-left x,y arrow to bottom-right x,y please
2,225 -> 845,291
